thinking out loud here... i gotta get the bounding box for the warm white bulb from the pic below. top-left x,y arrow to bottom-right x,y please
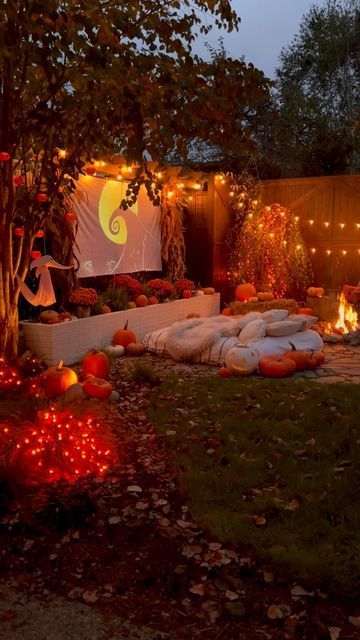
342,249 -> 347,255
310,248 -> 316,253
309,219 -> 314,225
324,221 -> 330,227
295,216 -> 299,222
340,223 -> 345,229
326,249 -> 331,255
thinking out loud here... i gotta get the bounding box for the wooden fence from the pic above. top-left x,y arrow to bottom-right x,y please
185,174 -> 360,301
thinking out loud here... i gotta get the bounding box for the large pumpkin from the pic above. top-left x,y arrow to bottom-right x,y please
82,350 -> 110,380
113,321 -> 136,347
307,286 -> 324,298
83,375 -> 112,400
224,344 -> 260,376
298,307 -> 314,316
258,355 -> 296,378
235,283 -> 256,302
42,361 -> 78,397
282,343 -> 312,371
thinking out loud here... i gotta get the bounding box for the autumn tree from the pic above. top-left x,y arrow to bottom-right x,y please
0,0 -> 271,357
271,0 -> 360,177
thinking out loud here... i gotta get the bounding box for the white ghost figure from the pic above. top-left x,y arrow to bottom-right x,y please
17,255 -> 74,307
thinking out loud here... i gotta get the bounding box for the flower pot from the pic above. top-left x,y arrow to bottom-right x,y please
74,305 -> 91,318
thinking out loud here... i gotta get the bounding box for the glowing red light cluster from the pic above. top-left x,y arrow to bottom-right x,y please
0,356 -> 23,393
9,408 -> 118,485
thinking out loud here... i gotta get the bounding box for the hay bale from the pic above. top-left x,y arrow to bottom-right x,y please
230,298 -> 298,316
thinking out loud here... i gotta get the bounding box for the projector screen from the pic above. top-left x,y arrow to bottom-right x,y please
74,175 -> 162,278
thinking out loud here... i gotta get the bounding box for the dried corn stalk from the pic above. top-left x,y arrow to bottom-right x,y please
160,180 -> 186,282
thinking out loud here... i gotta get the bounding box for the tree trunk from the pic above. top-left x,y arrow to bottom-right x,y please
0,303 -> 19,360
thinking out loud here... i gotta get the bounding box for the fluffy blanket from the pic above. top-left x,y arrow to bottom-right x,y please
166,315 -> 237,361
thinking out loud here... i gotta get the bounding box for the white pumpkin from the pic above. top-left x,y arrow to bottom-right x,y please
104,344 -> 125,358
224,343 -> 260,376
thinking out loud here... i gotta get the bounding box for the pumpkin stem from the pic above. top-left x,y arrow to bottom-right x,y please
124,320 -> 128,330
289,341 -> 296,351
56,360 -> 63,370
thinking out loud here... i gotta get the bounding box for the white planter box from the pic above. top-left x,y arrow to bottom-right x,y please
21,294 -> 220,366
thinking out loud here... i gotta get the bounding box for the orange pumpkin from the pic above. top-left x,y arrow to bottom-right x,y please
182,289 -> 191,299
203,287 -> 215,295
39,310 -> 59,324
113,321 -> 136,347
101,304 -> 112,314
248,296 -> 259,303
82,350 -> 110,380
258,355 -> 296,378
306,350 -> 325,369
135,294 -> 148,307
218,366 -> 232,378
307,287 -> 324,298
83,375 -> 112,400
221,307 -> 233,316
42,361 -> 78,397
235,283 -> 256,302
148,296 -> 159,305
282,342 -> 312,371
126,342 -> 145,356
128,301 -> 137,309
298,307 -> 314,316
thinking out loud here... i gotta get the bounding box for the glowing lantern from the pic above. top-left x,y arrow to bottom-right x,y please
31,250 -> 42,259
14,227 -> 25,237
14,175 -> 24,186
0,151 -> 10,161
36,193 -> 48,202
35,230 -> 44,238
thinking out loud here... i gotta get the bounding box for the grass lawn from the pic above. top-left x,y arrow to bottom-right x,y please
149,375 -> 360,598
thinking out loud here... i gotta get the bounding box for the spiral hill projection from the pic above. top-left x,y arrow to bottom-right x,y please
98,181 -> 138,245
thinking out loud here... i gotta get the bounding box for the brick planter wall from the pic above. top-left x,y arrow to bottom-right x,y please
21,293 -> 220,366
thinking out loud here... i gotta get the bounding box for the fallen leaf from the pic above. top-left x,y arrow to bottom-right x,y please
127,485 -> 142,493
291,585 -> 312,597
189,583 -> 205,596
267,604 -> 291,619
328,627 -> 341,640
108,516 -> 122,525
225,602 -> 246,617
176,519 -> 191,529
225,590 -> 239,601
349,616 -> 360,627
82,590 -> 98,604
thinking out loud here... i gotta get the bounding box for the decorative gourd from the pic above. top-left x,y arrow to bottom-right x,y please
248,296 -> 259,303
282,342 -> 312,371
182,289 -> 191,299
258,355 -> 296,378
218,366 -> 233,378
104,344 -> 126,358
224,344 -> 260,376
235,283 -> 256,302
82,350 -> 110,380
101,304 -> 112,314
42,361 -> 78,397
307,287 -> 324,298
305,350 -> 325,369
221,307 -> 233,316
186,312 -> 201,319
113,321 -> 136,347
59,311 -> 72,322
257,292 -> 274,302
39,310 -> 59,324
298,307 -> 314,316
126,342 -> 145,356
148,296 -> 159,305
203,287 -> 215,295
128,301 -> 137,309
135,294 -> 148,307
83,375 -> 112,400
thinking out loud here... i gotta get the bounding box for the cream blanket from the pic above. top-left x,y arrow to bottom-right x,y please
166,316 -> 238,361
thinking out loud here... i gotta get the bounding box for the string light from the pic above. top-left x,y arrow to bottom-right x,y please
308,219 -> 314,225
193,181 -> 202,190
342,249 -> 347,255
356,224 -> 360,230
326,250 -> 331,255
340,223 -> 345,229
229,191 -> 234,197
294,216 -> 299,222
58,149 -> 67,159
310,248 -> 316,253
324,221 -> 330,227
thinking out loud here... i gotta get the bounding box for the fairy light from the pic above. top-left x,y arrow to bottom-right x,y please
188,196 -> 193,202
8,408 -> 118,485
58,148 -> 67,159
177,182 -> 184,189
0,357 -> 24,393
229,191 -> 234,197
310,247 -> 316,253
296,244 -> 301,250
167,190 -> 174,198
294,216 -> 299,222
193,181 -> 202,190
326,249 -> 331,255
356,224 -> 360,230
308,219 -> 314,225
116,174 -> 122,181
340,223 -> 345,229
342,249 -> 347,255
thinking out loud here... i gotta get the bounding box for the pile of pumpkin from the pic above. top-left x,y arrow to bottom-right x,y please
219,342 -> 325,379
39,322 -> 146,400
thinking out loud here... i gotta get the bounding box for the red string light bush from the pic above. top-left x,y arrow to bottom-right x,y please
8,408 -> 118,485
0,356 -> 24,397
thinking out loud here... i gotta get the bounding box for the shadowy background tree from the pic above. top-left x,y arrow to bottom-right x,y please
0,0 -> 271,357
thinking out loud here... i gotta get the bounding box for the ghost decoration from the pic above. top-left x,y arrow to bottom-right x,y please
16,255 -> 74,307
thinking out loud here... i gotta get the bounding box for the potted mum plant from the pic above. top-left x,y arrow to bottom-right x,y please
68,287 -> 99,318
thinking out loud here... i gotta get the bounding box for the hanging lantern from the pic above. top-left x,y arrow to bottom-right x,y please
14,175 -> 25,186
65,212 -> 76,222
14,227 -> 25,237
36,193 -> 48,202
35,230 -> 44,238
0,151 -> 10,161
31,250 -> 42,259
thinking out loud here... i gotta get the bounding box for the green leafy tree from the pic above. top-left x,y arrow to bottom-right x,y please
0,0 -> 272,357
270,0 -> 360,177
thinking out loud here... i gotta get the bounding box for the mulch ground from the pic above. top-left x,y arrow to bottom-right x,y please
0,354 -> 359,640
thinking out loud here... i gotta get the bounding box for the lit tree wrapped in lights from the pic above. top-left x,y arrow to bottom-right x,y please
226,172 -> 262,282
229,201 -> 313,298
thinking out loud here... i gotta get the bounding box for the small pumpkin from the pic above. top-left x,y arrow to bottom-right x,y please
59,311 -> 72,322
235,283 -> 256,302
221,307 -> 233,316
105,344 -> 125,358
258,355 -> 296,378
186,312 -> 201,319
182,289 -> 191,299
82,350 -> 110,380
218,366 -> 233,378
282,342 -> 312,371
307,286 -> 324,298
42,361 -> 78,397
83,375 -> 112,400
306,350 -> 325,369
224,344 -> 260,376
248,296 -> 259,303
39,310 -> 59,324
203,287 -> 215,295
128,301 -> 137,309
148,296 -> 159,305
257,291 -> 274,302
298,307 -> 314,316
126,342 -> 145,356
113,321 -> 136,347
135,294 -> 148,307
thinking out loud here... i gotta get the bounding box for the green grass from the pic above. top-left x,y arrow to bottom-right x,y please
148,375 -> 360,597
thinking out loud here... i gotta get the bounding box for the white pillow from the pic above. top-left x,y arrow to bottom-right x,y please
233,311 -> 262,332
261,309 -> 289,323
265,320 -> 304,337
287,313 -> 318,329
239,319 -> 267,343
